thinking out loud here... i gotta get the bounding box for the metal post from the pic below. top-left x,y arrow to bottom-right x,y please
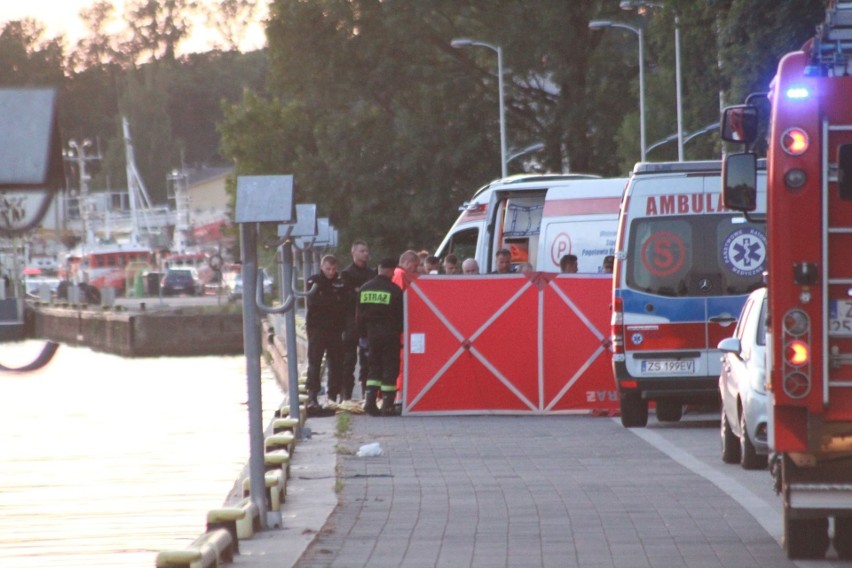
637,27 -> 646,162
675,15 -> 684,161
239,222 -> 267,529
497,45 -> 507,178
279,241 -> 303,438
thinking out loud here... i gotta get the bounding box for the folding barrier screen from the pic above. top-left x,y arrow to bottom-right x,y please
403,274 -> 618,415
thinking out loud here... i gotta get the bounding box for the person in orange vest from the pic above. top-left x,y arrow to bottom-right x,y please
390,250 -> 420,412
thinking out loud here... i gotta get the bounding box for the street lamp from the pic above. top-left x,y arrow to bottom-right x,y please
589,20 -> 646,163
620,0 -> 683,161
451,38 -> 508,178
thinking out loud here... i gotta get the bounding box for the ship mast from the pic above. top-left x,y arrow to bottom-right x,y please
122,117 -> 156,246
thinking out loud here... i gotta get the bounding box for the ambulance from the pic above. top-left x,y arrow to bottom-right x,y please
435,174 -> 627,273
611,160 -> 767,427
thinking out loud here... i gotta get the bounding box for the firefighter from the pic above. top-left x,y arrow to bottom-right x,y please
341,239 -> 376,400
358,257 -> 404,416
305,254 -> 351,410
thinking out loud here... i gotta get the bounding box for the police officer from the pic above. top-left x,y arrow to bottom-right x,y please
305,254 -> 350,410
341,239 -> 375,400
358,257 -> 404,416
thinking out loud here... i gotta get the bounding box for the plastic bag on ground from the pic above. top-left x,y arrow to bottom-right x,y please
356,442 -> 383,457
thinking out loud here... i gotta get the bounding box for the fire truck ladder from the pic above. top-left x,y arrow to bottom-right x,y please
819,2 -> 852,406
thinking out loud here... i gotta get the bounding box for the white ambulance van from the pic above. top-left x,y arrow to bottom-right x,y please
435,174 -> 628,273
611,160 -> 767,427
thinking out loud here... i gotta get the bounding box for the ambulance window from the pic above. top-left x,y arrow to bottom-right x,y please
627,218 -> 693,296
444,227 -> 478,263
626,215 -> 765,297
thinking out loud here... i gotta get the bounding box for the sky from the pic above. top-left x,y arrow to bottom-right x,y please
0,0 -> 267,54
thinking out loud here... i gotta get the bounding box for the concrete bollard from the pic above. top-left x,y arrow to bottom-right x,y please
154,528 -> 233,568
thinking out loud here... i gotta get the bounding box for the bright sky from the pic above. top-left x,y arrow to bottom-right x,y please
0,0 -> 267,54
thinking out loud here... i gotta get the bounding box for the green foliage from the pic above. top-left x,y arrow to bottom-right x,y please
0,0 -> 834,256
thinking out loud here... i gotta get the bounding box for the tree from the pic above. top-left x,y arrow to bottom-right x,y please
222,0 -> 632,256
204,0 -> 260,51
123,0 -> 198,63
0,20 -> 65,87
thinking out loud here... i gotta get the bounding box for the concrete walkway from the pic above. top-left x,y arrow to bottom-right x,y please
289,414 -> 795,568
231,415 -> 338,567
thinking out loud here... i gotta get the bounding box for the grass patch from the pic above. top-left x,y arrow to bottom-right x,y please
335,462 -> 345,493
336,412 -> 351,438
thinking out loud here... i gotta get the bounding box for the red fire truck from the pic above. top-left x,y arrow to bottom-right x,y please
720,1 -> 852,559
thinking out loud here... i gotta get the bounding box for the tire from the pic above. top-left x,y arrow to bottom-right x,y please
739,413 -> 767,470
721,411 -> 741,464
656,401 -> 683,423
784,514 -> 829,559
835,517 -> 852,559
620,396 -> 648,428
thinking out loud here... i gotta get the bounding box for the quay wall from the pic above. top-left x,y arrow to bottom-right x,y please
32,305 -> 244,357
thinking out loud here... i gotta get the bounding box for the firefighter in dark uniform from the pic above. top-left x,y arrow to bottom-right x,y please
358,257 -> 404,416
305,254 -> 350,410
341,239 -> 376,400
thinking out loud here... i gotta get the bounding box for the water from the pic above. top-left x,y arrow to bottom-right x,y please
0,341 -> 284,567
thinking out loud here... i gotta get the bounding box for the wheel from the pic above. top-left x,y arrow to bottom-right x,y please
739,413 -> 767,470
656,401 -> 683,422
784,513 -> 829,559
721,411 -> 740,464
620,396 -> 648,428
835,517 -> 852,559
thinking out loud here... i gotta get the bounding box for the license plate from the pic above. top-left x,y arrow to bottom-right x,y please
640,359 -> 696,374
830,300 -> 852,336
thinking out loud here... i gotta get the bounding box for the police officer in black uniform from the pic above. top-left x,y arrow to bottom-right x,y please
305,254 -> 350,410
341,239 -> 376,400
358,257 -> 404,416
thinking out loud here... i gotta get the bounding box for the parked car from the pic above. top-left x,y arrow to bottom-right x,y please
160,268 -> 203,296
717,286 -> 769,470
227,269 -> 273,302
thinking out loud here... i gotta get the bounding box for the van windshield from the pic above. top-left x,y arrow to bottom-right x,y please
626,214 -> 766,297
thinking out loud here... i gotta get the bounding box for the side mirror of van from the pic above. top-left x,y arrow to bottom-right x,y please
722,153 -> 757,212
838,144 -> 852,200
720,105 -> 758,145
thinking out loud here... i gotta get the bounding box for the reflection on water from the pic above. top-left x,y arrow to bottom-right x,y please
0,341 -> 283,567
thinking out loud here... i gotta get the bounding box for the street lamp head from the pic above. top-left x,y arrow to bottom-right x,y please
588,20 -> 613,30
620,0 -> 663,12
451,38 -> 473,48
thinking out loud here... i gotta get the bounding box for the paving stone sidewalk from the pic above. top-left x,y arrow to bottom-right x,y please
293,415 -> 795,568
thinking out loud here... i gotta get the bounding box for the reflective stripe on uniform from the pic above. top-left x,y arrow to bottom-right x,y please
366,379 -> 382,388
380,384 -> 397,392
360,290 -> 391,305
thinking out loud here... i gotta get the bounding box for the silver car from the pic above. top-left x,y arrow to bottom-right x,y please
717,287 -> 769,470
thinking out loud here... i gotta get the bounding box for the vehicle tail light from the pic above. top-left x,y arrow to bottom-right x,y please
611,296 -> 624,355
785,340 -> 809,366
782,309 -> 812,400
781,128 -> 809,155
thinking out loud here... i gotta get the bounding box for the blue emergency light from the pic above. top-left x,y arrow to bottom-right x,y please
785,86 -> 810,100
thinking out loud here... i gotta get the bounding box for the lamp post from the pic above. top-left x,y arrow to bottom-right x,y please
589,20 -> 646,163
620,0 -> 683,161
451,38 -> 508,178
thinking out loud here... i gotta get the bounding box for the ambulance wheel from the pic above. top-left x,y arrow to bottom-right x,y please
655,401 -> 683,422
721,411 -> 740,464
739,413 -> 766,470
620,396 -> 648,428
835,517 -> 852,559
784,514 -> 828,559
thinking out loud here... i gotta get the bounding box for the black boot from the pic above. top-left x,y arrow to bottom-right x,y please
364,389 -> 380,416
307,391 -> 321,413
381,392 -> 399,417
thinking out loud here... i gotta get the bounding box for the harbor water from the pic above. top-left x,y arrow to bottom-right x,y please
0,341 -> 284,567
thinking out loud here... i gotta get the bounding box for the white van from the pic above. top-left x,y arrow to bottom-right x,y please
435,174 -> 627,273
611,160 -> 767,428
